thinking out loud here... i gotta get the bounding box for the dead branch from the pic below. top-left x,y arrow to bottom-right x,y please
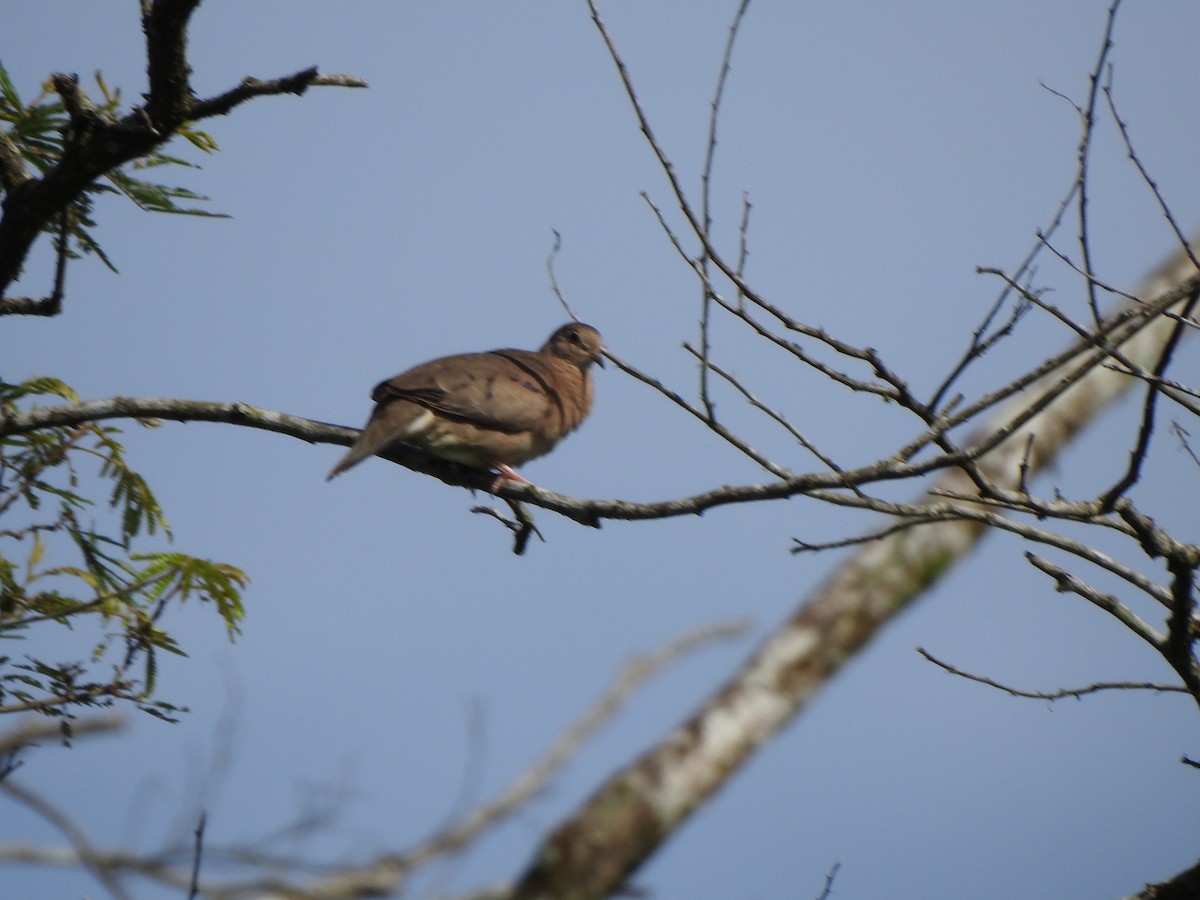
916,648 -> 1185,700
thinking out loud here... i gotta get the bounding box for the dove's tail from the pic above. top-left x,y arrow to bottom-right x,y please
326,445 -> 367,481
326,429 -> 383,481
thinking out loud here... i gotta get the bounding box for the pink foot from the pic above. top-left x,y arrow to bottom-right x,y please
489,462 -> 532,492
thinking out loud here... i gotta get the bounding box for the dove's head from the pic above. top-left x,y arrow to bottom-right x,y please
544,322 -> 605,369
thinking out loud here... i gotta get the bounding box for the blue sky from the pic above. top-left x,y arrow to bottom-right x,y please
3,3 -> 1200,898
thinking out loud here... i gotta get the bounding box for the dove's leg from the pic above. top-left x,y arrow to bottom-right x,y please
490,462 -> 532,492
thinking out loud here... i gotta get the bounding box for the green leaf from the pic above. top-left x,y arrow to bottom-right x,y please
0,61 -> 23,111
28,532 -> 44,569
0,66 -> 228,268
178,125 -> 220,154
1,376 -> 247,726
0,376 -> 80,404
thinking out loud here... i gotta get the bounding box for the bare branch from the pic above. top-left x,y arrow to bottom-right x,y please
1,396 -> 348,446
1099,285 -> 1200,508
1104,367 -> 1200,418
1025,552 -> 1166,651
1103,72 -> 1200,273
1092,63 -> 1200,508
916,647 -> 1185,700
698,0 -> 754,419
1073,0 -> 1124,324
815,862 -> 842,900
1172,422 -> 1200,468
545,229 -> 582,322
682,342 -> 848,482
2,779 -> 132,899
735,192 -> 752,285
187,813 -> 205,900
904,273 -> 1200,466
929,271 -> 1032,413
470,499 -> 547,556
0,714 -> 125,758
804,487 -> 1177,613
190,68 -> 367,120
600,346 -> 799,480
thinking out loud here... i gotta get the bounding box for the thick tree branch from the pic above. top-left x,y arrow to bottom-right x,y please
141,0 -> 203,129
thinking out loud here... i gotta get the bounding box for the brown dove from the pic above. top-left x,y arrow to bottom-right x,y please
327,322 -> 604,487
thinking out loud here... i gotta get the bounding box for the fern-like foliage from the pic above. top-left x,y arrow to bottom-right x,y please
0,378 -> 248,734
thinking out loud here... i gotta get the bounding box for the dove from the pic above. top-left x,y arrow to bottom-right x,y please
327,322 -> 604,487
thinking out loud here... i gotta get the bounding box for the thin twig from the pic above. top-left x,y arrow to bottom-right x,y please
1093,71 -> 1200,508
917,648 -> 1184,700
1025,552 -> 1165,651
546,229 -> 581,322
1076,0 -> 1124,324
698,0 -> 754,419
1102,73 -> 1200,273
815,861 -> 842,900
1099,281 -> 1200,509
470,500 -> 547,555
683,342 -> 854,484
187,812 -> 205,900
1171,422 -> 1200,468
